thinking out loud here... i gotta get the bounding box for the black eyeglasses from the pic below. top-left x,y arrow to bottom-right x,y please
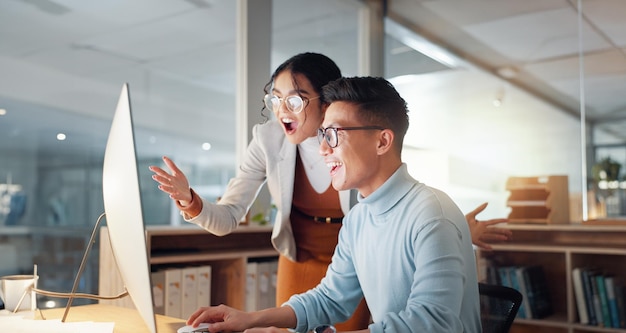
264,94 -> 320,114
317,126 -> 385,148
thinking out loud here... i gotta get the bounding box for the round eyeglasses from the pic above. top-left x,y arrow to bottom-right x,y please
317,126 -> 385,148
264,94 -> 320,114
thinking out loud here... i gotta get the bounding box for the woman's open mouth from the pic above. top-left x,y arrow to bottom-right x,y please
282,117 -> 298,134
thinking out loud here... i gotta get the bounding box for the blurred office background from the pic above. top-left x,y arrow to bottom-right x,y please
0,0 -> 625,308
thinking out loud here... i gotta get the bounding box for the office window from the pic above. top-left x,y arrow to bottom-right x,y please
384,21 -> 583,217
0,0 -> 363,309
0,0 -> 238,307
272,0 -> 360,76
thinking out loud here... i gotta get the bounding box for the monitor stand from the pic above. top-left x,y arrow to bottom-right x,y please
27,213 -> 129,321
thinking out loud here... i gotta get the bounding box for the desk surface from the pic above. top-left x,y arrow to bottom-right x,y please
40,304 -> 186,333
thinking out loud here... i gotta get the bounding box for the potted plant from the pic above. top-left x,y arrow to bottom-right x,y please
591,157 -> 621,185
591,157 -> 622,217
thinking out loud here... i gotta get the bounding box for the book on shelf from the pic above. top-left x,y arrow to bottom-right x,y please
256,260 -> 277,310
572,267 -> 589,324
151,268 -> 182,318
181,267 -> 199,319
152,265 -> 212,319
493,265 -> 552,319
269,260 -> 278,308
485,265 -> 500,285
152,270 -> 166,316
589,271 -> 606,327
246,262 -> 259,312
604,275 -> 621,328
257,261 -> 272,310
573,268 -> 626,328
246,259 -> 279,311
616,281 -> 626,328
498,267 -> 522,317
522,265 -> 552,319
196,265 -> 212,308
497,266 -> 512,288
581,268 -> 598,326
595,273 -> 612,327
511,267 -> 529,319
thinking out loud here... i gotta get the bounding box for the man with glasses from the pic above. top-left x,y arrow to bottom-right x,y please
185,76 -> 482,333
317,125 -> 385,149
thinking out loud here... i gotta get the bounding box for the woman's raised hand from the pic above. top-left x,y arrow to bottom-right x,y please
149,156 -> 193,205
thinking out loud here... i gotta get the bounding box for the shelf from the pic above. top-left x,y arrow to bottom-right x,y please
145,224 -> 273,236
508,200 -> 549,206
491,223 -> 626,250
99,225 -> 277,313
147,225 -> 274,255
515,313 -> 570,327
477,224 -> 626,333
150,248 -> 278,264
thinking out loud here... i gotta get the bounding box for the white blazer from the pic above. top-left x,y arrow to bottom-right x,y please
186,120 -> 352,261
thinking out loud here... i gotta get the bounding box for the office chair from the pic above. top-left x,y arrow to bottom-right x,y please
479,282 -> 523,333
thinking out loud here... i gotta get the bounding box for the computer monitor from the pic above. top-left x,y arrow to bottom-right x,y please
102,83 -> 157,333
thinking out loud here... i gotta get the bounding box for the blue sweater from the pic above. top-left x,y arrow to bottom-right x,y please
285,164 -> 481,333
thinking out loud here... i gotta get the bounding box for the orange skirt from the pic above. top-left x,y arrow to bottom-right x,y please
276,254 -> 370,330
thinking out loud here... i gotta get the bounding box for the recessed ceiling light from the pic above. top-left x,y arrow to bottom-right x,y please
202,142 -> 211,151
0,109 -> 6,116
57,133 -> 67,141
497,66 -> 518,79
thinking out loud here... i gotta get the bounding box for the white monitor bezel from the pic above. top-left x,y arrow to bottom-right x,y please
102,83 -> 157,333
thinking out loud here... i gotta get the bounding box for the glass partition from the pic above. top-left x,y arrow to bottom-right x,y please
0,0 -> 240,307
386,1 -> 626,221
385,27 -> 582,219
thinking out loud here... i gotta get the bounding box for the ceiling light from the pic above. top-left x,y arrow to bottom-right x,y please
202,142 -> 211,151
497,66 -> 518,79
385,18 -> 463,69
390,45 -> 413,55
56,133 -> 66,141
493,86 -> 506,107
0,109 -> 6,116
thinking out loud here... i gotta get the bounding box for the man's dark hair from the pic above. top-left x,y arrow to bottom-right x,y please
322,76 -> 409,150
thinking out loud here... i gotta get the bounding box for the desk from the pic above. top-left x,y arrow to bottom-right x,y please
40,304 -> 186,333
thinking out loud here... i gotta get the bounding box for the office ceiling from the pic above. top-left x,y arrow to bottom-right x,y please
389,0 -> 626,142
0,0 -> 625,166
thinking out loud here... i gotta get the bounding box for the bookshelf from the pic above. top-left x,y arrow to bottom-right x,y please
477,223 -> 626,333
99,225 -> 277,313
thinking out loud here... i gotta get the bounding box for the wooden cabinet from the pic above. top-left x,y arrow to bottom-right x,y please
506,175 -> 570,224
99,225 -> 277,311
477,223 -> 626,333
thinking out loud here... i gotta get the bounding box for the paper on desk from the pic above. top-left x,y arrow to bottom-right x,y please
0,312 -> 114,333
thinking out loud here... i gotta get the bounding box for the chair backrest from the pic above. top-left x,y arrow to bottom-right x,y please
479,282 -> 523,333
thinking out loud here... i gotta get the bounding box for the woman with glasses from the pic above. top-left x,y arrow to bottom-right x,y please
151,52 -> 371,330
149,52 -> 510,330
